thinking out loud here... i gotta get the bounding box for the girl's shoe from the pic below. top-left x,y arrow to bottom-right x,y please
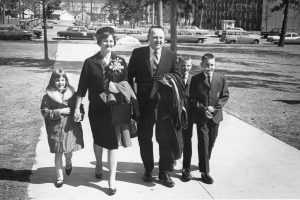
108,188 -> 117,195
95,173 -> 103,180
54,180 -> 63,188
65,164 -> 72,176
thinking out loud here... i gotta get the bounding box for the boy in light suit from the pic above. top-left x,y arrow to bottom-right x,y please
187,53 -> 229,184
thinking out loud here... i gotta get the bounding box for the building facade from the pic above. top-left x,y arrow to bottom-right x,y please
201,0 -> 263,30
261,0 -> 300,33
60,0 -> 108,22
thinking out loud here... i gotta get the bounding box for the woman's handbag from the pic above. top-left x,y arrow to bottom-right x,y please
129,119 -> 137,138
110,103 -> 131,125
80,103 -> 85,121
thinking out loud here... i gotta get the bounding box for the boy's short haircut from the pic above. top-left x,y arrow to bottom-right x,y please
177,54 -> 191,64
202,53 -> 215,62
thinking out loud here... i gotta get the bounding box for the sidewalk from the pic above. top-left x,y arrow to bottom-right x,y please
27,42 -> 300,199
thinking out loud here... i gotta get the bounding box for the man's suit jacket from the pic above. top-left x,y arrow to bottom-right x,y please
128,46 -> 180,121
189,71 -> 229,124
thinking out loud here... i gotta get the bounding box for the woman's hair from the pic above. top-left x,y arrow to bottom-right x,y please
96,26 -> 116,46
46,68 -> 69,90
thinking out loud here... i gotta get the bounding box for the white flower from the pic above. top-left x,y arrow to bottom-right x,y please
109,57 -> 124,72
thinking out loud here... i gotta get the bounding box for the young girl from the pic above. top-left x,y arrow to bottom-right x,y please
41,68 -> 84,188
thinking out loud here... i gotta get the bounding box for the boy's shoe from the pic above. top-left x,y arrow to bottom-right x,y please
65,164 -> 72,176
95,173 -> 103,180
182,168 -> 191,182
54,180 -> 63,188
201,173 -> 214,184
143,170 -> 153,182
158,173 -> 175,188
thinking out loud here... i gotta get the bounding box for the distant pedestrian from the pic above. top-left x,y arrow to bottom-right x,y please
41,68 -> 84,188
188,53 -> 229,184
74,27 -> 137,195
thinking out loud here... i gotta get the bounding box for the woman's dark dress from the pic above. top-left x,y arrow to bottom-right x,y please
77,52 -> 127,149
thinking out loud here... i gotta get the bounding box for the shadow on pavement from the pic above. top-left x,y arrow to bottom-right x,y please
0,57 -> 55,68
0,168 -> 31,182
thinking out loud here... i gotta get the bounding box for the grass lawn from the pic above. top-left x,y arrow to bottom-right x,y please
0,41 -> 58,200
0,40 -> 299,199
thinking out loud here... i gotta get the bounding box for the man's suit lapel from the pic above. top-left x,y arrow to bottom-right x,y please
145,47 -> 153,77
155,48 -> 166,75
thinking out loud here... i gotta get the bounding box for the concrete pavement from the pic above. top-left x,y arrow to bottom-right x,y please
27,41 -> 300,199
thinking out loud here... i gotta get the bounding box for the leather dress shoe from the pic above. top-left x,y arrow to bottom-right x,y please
143,171 -> 153,182
108,188 -> 117,195
95,173 -> 103,180
65,164 -> 72,176
54,180 -> 63,188
182,168 -> 191,182
201,173 -> 214,184
158,173 -> 175,188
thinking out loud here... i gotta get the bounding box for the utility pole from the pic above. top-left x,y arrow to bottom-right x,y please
81,0 -> 83,22
42,0 -> 49,63
90,0 -> 92,21
157,0 -> 163,27
152,1 -> 155,25
170,0 -> 177,52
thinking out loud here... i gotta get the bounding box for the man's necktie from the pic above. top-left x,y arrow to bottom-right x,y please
207,74 -> 211,85
153,51 -> 159,74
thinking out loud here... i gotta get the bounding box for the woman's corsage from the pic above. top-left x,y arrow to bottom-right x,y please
109,57 -> 124,73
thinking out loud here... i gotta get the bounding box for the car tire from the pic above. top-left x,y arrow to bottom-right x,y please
22,36 -> 31,40
197,39 -> 204,43
253,40 -> 259,44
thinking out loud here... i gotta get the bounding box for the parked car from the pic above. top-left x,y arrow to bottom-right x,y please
16,24 -> 42,38
261,27 -> 294,39
268,32 -> 300,44
42,22 -> 53,29
165,30 -> 207,43
125,29 -> 148,42
215,27 -> 244,37
0,24 -> 35,40
179,25 -> 209,35
220,30 -> 260,44
57,26 -> 96,40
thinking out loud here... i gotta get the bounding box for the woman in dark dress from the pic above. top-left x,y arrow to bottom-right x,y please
74,27 -> 131,195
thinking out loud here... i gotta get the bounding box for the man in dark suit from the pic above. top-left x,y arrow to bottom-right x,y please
128,26 -> 181,187
188,53 -> 229,184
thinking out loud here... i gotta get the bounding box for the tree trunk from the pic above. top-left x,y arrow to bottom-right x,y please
170,0 -> 177,52
42,0 -> 50,63
157,0 -> 163,26
278,0 -> 289,47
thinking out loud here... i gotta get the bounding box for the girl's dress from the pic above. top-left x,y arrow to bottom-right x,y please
41,86 -> 84,153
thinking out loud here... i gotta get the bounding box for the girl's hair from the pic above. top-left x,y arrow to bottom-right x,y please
96,27 -> 116,46
46,68 -> 69,90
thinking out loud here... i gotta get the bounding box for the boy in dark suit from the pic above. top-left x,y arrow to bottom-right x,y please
178,55 -> 194,182
187,53 -> 229,184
